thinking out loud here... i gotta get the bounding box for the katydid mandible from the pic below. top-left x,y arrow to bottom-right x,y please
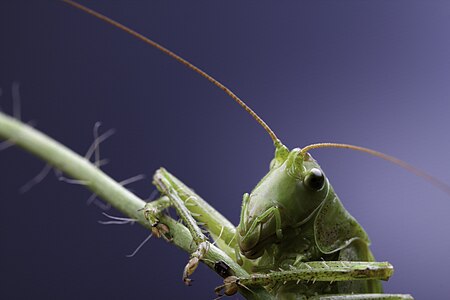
60,1 -> 450,299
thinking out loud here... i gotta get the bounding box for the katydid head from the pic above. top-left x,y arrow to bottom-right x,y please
237,144 -> 332,259
236,142 -> 450,261
237,143 -> 383,260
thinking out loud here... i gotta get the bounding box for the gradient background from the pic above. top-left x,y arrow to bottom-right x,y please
1,1 -> 450,299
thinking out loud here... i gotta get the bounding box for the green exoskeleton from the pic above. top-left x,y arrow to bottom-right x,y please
235,144 -> 380,298
63,1 -> 450,299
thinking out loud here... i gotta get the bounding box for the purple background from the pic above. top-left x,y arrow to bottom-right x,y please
1,1 -> 450,299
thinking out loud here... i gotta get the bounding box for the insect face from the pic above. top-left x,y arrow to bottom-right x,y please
237,144 -> 330,259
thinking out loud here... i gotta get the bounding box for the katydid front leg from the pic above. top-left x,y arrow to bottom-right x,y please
153,170 -> 209,285
238,199 -> 284,259
152,168 -> 237,284
154,168 -> 236,248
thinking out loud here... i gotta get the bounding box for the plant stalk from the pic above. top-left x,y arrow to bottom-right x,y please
0,111 -> 271,299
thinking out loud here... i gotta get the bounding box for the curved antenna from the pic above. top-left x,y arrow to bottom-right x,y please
62,0 -> 279,144
301,142 -> 450,196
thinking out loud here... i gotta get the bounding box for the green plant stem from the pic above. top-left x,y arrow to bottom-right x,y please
0,111 -> 270,299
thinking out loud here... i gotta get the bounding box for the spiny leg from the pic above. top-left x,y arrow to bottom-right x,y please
217,261 -> 404,297
153,169 -> 210,285
153,171 -> 207,244
244,261 -> 393,284
309,295 -> 414,300
159,168 -> 236,247
149,168 -> 237,257
145,168 -> 243,283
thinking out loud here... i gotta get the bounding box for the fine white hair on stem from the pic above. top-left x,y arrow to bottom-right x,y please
86,193 -> 97,206
87,174 -> 145,207
98,212 -> 137,225
12,81 -> 21,121
126,234 -> 153,258
53,169 -> 89,185
145,189 -> 159,201
93,122 -> 101,167
86,193 -> 112,210
92,198 -> 111,210
19,164 -> 52,193
84,122 -> 115,167
96,158 -> 110,168
17,122 -> 116,206
119,174 -> 146,186
19,141 -> 106,194
0,140 -> 14,151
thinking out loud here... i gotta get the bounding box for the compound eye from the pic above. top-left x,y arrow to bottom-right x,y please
304,168 -> 325,191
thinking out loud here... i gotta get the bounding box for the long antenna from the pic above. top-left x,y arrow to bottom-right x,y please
62,0 -> 279,144
301,143 -> 450,196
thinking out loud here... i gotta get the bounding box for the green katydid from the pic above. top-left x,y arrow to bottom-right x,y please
2,1 -> 447,299
60,1 -> 450,299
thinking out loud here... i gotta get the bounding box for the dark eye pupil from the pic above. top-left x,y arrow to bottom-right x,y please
305,168 -> 325,190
